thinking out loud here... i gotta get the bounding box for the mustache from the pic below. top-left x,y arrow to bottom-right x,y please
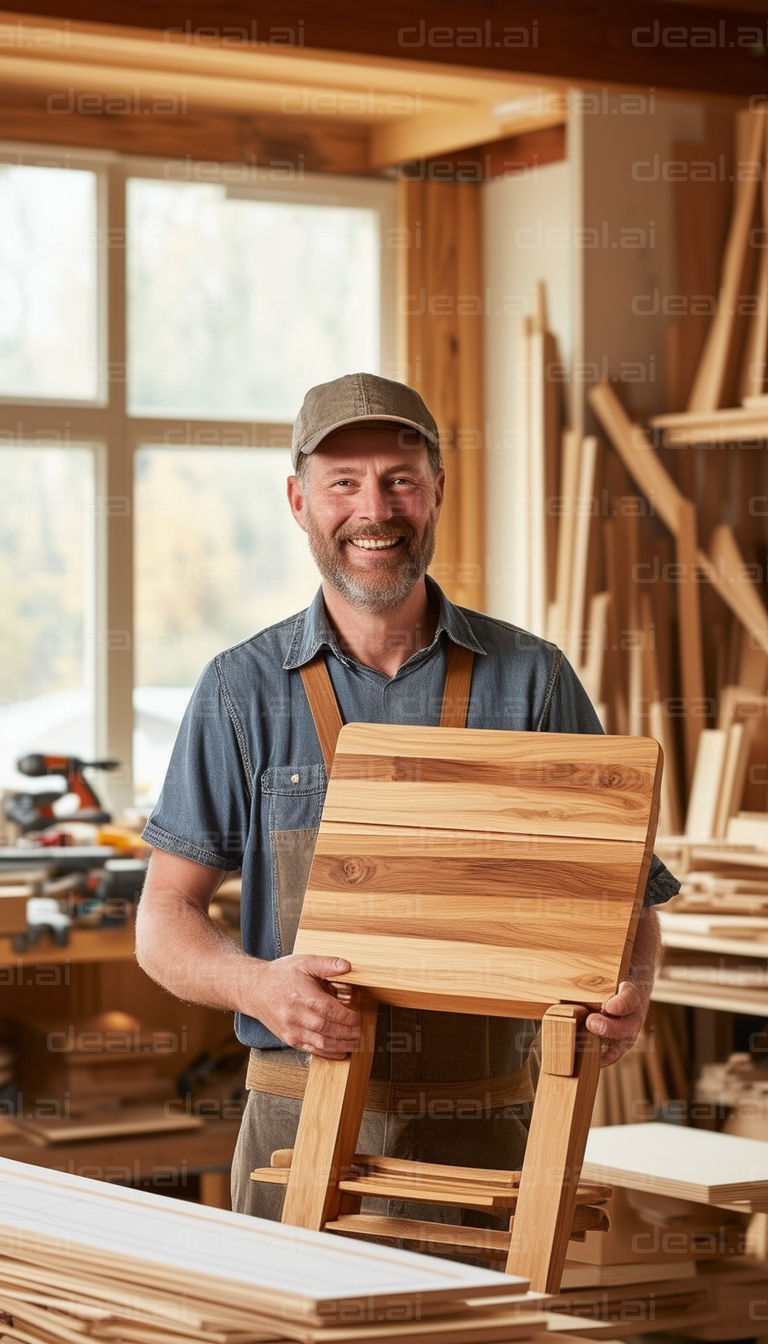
334,522 -> 414,544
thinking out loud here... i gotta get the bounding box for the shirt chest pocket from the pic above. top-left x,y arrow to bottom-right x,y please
261,764 -> 327,957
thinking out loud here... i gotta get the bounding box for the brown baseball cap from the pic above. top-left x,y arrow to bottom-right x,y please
291,372 -> 439,470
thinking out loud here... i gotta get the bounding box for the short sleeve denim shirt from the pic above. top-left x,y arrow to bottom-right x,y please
144,578 -> 679,1049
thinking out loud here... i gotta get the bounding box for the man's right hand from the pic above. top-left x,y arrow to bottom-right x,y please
251,955 -> 362,1059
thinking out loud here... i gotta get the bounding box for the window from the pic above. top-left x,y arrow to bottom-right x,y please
127,181 -> 380,421
133,447 -> 318,806
0,148 -> 396,809
0,165 -> 99,403
0,446 -> 95,788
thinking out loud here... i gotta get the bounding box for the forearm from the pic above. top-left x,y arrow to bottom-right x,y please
135,854 -> 361,1057
135,889 -> 259,1013
586,906 -> 662,1065
628,906 -> 663,998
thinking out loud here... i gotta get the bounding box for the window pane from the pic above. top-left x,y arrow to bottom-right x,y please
0,167 -> 99,401
127,181 -> 379,420
0,448 -> 94,789
134,447 -> 319,805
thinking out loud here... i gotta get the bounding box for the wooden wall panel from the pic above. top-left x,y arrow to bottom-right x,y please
401,178 -> 485,609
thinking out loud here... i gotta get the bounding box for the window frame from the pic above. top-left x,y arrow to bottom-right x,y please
0,141 -> 398,808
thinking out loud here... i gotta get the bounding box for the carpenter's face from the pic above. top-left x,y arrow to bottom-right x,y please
287,424 -> 444,613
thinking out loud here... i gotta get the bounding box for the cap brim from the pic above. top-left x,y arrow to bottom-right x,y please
292,414 -> 439,467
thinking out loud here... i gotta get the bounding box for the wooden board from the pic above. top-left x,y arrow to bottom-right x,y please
649,407 -> 768,446
687,109 -> 766,412
560,1260 -> 697,1289
706,525 -> 768,652
324,727 -> 660,842
549,430 -> 581,651
685,730 -> 728,842
713,724 -> 752,839
294,726 -> 662,1012
739,158 -> 768,402
9,1106 -> 204,1145
587,383 -> 683,535
676,499 -> 705,787
581,1122 -> 768,1205
567,435 -> 598,667
0,1158 -> 524,1325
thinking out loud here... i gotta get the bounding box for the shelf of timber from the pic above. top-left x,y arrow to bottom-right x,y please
0,923 -> 136,967
649,398 -> 768,447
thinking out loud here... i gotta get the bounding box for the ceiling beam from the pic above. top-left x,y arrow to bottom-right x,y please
406,124 -> 567,184
0,2 -> 765,98
0,86 -> 370,172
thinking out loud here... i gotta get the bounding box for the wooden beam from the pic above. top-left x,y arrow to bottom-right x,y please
0,1 -> 764,97
369,103 -> 563,170
402,124 -> 566,186
0,86 -> 369,170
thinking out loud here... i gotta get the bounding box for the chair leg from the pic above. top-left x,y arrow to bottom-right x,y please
506,1004 -> 601,1294
281,989 -> 378,1232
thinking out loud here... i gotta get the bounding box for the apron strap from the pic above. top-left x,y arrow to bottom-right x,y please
300,641 -> 475,772
299,655 -> 344,773
439,643 -> 475,729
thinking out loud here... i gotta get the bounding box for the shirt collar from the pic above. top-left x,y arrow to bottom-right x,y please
283,576 -> 485,671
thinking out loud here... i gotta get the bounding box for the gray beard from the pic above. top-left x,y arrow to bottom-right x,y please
305,515 -> 437,615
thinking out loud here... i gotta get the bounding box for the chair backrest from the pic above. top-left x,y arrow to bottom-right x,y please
294,724 -> 662,1017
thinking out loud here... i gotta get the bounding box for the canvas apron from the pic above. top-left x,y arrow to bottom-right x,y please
231,646 -> 540,1222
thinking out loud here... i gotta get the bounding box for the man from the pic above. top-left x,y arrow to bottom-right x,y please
137,372 -> 678,1219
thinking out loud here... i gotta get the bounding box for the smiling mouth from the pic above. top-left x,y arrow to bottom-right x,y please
348,537 -> 403,551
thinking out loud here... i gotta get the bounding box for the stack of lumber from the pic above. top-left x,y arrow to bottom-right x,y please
2,1011 -> 204,1145
649,106 -> 768,444
13,1011 -> 179,1118
0,1157 -> 569,1344
590,1007 -> 690,1126
537,108 -> 768,847
549,1124 -> 768,1338
648,840 -> 768,1018
697,1051 -> 768,1110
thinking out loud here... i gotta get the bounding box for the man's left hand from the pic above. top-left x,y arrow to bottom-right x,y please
586,980 -> 648,1067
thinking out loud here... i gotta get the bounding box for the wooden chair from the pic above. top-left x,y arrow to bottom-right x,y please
251,723 -> 662,1293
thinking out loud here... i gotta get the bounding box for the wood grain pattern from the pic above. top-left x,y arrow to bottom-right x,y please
293,930 -> 622,1008
308,848 -> 639,903
403,178 -> 484,611
507,1011 -> 601,1292
293,724 -> 661,1012
300,895 -> 628,954
282,991 -> 378,1232
325,727 -> 658,845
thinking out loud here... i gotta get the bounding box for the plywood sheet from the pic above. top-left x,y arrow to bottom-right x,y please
582,1122 -> 768,1204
